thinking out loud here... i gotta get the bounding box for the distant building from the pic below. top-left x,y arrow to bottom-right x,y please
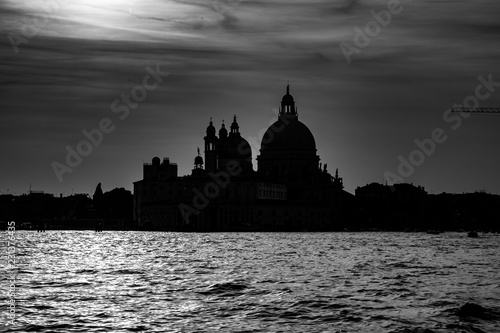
0,189 -> 133,230
133,86 -> 352,231
354,183 -> 500,231
355,183 -> 427,230
427,191 -> 500,231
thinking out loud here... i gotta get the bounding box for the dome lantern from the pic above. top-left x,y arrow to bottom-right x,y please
230,115 -> 239,135
280,84 -> 297,117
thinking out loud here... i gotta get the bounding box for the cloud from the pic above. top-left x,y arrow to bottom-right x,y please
1,0 -> 500,194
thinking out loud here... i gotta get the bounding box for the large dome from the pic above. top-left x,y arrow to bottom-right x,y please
260,117 -> 316,152
257,86 -> 319,181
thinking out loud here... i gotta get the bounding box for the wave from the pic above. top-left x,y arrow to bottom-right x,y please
455,302 -> 499,320
197,281 -> 248,296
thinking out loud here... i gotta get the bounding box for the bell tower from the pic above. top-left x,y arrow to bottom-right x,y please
204,118 -> 218,171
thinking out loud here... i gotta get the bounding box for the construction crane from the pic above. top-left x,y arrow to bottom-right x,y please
452,107 -> 500,113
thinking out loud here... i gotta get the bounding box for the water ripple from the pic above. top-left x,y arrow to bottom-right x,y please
0,231 -> 499,332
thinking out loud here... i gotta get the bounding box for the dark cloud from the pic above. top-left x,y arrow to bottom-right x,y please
1,0 -> 500,194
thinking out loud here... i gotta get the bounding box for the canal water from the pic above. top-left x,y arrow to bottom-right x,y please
1,231 -> 499,332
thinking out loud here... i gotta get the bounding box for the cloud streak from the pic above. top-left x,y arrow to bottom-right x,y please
1,0 -> 500,194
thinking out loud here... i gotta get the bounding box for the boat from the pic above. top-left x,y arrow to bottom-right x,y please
467,231 -> 479,238
426,230 -> 442,234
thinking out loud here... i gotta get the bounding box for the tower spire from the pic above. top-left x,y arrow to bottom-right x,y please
204,117 -> 217,171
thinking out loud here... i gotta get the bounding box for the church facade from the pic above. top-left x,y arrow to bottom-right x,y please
133,86 -> 353,231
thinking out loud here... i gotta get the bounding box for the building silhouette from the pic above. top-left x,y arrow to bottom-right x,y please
354,183 -> 500,232
2,87 -> 497,232
0,188 -> 133,230
133,86 -> 353,231
355,183 -> 427,231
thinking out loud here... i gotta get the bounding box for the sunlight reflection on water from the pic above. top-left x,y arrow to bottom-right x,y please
1,231 -> 499,332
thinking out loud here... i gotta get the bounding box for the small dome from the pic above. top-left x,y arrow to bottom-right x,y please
219,122 -> 227,138
281,94 -> 294,104
231,136 -> 252,158
194,155 -> 204,165
152,157 -> 161,166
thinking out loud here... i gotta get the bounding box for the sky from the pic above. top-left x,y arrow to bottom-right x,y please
1,0 -> 500,196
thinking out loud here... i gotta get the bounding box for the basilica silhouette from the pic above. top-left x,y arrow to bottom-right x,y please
133,86 -> 353,231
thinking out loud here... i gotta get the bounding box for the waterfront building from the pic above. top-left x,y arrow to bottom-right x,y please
133,86 -> 353,231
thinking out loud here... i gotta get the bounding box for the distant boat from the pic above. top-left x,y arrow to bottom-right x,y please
426,230 -> 442,235
468,231 -> 479,238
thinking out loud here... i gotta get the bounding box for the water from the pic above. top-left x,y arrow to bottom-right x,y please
1,231 -> 499,332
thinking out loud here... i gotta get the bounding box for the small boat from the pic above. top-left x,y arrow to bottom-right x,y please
426,230 -> 442,234
467,231 -> 479,238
